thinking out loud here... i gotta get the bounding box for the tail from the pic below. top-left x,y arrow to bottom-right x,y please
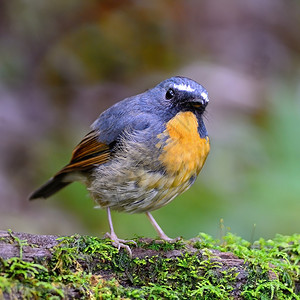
29,174 -> 71,200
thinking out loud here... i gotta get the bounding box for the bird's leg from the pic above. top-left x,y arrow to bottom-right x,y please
104,207 -> 136,257
146,212 -> 179,242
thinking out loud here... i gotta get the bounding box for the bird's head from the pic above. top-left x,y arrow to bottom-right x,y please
153,76 -> 209,117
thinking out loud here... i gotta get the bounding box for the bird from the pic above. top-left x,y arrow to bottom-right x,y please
29,76 -> 210,255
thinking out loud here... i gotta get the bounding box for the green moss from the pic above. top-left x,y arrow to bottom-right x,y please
135,238 -> 185,251
1,232 -> 299,299
0,257 -> 65,298
196,232 -> 300,299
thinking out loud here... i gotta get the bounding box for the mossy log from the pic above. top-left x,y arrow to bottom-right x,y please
0,230 -> 299,299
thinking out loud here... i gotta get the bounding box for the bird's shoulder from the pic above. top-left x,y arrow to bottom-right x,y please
91,96 -> 166,144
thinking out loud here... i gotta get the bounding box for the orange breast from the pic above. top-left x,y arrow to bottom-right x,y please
157,111 -> 210,186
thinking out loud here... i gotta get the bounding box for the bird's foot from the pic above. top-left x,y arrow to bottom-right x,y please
155,236 -> 182,244
145,212 -> 181,244
104,232 -> 136,257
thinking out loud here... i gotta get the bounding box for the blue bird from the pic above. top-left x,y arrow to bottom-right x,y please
29,76 -> 210,255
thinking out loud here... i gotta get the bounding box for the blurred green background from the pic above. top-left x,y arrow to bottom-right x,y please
1,0 -> 300,242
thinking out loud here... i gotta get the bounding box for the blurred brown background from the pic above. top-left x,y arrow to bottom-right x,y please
1,0 -> 300,241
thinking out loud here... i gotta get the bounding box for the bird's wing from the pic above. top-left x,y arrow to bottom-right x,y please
28,130 -> 111,200
57,130 -> 111,174
59,109 -> 156,175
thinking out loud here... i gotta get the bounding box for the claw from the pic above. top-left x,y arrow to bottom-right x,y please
155,236 -> 182,244
105,207 -> 136,257
104,232 -> 135,257
146,212 -> 179,242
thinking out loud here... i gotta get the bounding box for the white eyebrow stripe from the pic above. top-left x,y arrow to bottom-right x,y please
173,83 -> 195,92
201,91 -> 209,102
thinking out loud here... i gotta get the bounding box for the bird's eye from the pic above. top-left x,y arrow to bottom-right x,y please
165,88 -> 175,100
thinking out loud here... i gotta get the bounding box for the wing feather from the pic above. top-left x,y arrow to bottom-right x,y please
57,130 -> 111,174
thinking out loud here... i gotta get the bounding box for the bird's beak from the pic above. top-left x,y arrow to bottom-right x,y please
190,91 -> 209,108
